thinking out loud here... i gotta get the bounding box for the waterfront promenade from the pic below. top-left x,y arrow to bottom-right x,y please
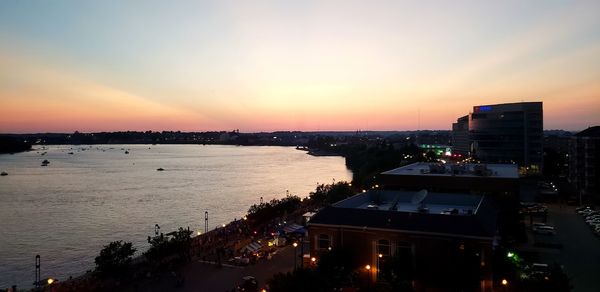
125,245 -> 296,291
50,192 -> 321,292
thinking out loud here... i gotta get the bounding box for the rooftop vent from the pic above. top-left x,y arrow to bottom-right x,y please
473,164 -> 492,176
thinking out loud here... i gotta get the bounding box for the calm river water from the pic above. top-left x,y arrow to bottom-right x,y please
0,145 -> 351,288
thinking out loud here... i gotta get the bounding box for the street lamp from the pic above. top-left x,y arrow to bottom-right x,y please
205,211 -> 208,233
365,264 -> 372,288
292,242 -> 298,269
300,235 -> 305,268
35,255 -> 40,289
377,254 -> 383,279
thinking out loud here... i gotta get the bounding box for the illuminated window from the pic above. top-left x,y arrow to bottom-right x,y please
318,234 -> 331,250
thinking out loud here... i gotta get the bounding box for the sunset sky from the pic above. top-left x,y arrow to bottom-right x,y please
1,0 -> 599,133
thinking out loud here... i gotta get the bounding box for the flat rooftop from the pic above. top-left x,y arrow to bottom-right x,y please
334,190 -> 483,216
381,162 -> 518,179
309,190 -> 498,239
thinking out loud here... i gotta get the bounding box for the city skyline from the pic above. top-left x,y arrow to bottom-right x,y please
1,0 -> 599,133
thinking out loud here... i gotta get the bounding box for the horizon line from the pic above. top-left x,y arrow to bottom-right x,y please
0,128 -> 582,135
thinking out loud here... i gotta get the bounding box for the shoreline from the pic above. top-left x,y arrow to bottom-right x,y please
49,194 -> 327,291
0,146 -> 352,290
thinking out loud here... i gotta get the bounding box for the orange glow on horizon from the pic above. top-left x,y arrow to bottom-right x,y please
1,2 -> 599,133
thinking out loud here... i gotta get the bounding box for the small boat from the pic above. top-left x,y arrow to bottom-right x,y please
41,160 -> 50,166
156,168 -> 165,171
1,172 -> 7,176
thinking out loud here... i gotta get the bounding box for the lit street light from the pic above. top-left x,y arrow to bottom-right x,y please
365,264 -> 372,289
292,242 -> 298,269
377,254 -> 383,279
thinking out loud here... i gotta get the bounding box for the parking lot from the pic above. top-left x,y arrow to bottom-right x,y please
535,204 -> 600,292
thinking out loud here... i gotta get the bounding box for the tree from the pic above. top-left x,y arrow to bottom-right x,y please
309,182 -> 354,204
170,227 -> 193,262
145,233 -> 170,264
247,195 -> 302,225
95,241 -> 136,277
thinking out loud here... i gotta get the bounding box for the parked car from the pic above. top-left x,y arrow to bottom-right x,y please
533,225 -> 556,235
580,209 -> 596,216
236,276 -> 258,292
525,263 -> 551,280
586,219 -> 600,225
521,204 -> 548,215
576,206 -> 593,212
585,215 -> 600,221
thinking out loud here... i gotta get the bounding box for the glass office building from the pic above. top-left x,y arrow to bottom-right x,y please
468,102 -> 543,171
